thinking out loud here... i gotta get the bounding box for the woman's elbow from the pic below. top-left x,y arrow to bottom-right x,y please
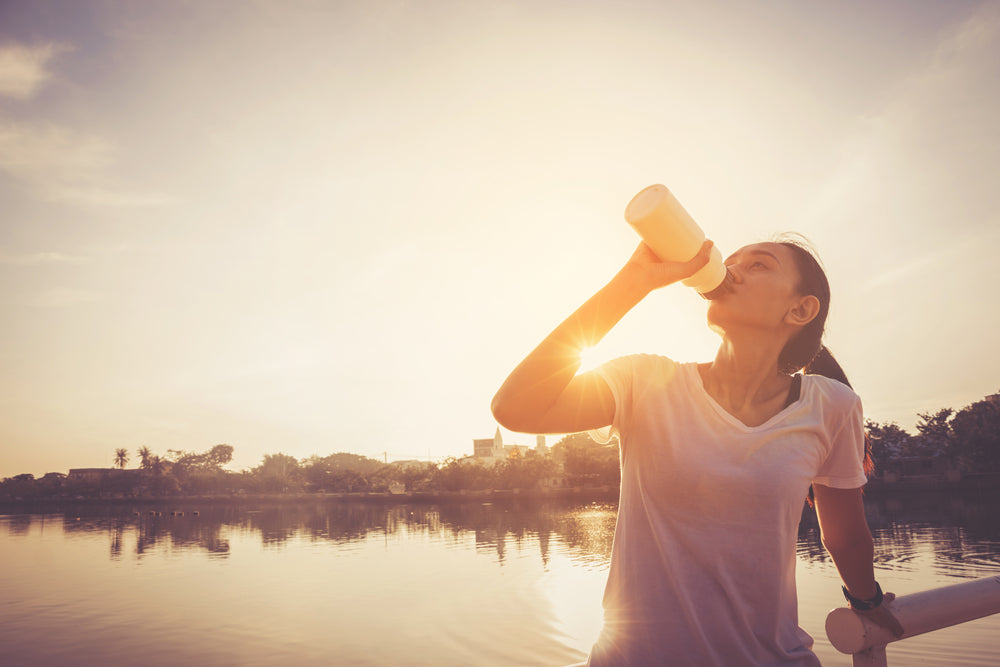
490,392 -> 537,434
490,392 -> 520,432
490,394 -> 510,429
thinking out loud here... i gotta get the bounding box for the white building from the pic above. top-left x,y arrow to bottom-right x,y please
535,435 -> 548,457
472,428 -> 530,464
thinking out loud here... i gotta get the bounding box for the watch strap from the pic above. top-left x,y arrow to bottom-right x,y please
842,581 -> 884,611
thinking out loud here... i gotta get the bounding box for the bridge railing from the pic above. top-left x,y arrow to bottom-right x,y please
825,575 -> 1000,667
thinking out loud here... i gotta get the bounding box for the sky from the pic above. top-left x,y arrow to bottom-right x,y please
1,0 -> 999,478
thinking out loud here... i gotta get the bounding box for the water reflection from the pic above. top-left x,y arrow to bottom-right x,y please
796,492 -> 1000,578
5,493 -> 999,579
3,499 -> 620,567
2,495 -> 1000,667
4,513 -> 32,536
60,511 -> 231,559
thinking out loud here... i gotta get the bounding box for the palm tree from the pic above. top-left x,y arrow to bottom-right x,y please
137,446 -> 152,469
114,448 -> 129,470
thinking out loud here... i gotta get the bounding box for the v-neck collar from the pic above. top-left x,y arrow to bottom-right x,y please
687,363 -> 808,433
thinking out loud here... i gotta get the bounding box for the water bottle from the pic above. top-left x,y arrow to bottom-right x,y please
624,184 -> 731,299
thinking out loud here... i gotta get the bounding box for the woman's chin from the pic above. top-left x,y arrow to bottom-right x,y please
706,321 -> 725,337
705,301 -> 728,327
705,302 -> 750,337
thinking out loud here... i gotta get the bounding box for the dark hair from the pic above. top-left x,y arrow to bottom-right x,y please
776,236 -> 830,375
776,236 -> 875,492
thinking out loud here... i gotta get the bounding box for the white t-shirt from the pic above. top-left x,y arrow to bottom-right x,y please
588,354 -> 867,667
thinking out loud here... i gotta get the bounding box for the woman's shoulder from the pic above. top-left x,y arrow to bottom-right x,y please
804,373 -> 862,409
600,353 -> 684,373
594,353 -> 686,387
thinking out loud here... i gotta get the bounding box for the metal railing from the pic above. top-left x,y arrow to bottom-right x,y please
825,575 -> 1000,666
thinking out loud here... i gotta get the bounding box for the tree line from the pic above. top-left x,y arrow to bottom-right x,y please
866,391 -> 1000,474
3,388 -> 998,500
0,433 -> 620,499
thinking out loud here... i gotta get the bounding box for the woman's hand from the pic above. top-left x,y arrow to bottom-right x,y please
618,239 -> 715,295
856,592 -> 905,638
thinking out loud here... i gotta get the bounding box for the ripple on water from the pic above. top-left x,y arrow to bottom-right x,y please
872,545 -> 924,573
548,541 -> 612,572
933,545 -> 1000,578
872,524 -> 1000,580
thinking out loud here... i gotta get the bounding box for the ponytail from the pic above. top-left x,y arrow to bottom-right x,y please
804,345 -> 849,386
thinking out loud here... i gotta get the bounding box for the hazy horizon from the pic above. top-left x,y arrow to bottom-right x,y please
3,0 -> 1000,478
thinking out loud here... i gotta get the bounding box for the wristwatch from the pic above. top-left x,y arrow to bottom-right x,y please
842,581 -> 884,611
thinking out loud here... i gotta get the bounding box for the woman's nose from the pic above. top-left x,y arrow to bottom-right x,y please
727,264 -> 745,283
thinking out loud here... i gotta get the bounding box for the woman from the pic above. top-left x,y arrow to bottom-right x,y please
492,236 -> 903,665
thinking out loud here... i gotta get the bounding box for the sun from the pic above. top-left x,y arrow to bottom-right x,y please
577,346 -> 608,374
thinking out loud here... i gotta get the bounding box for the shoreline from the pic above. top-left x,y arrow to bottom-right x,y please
3,477 -> 1000,510
0,486 -> 623,509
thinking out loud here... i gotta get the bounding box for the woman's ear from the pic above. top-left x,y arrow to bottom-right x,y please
786,294 -> 821,327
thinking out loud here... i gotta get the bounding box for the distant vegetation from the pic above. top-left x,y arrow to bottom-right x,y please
3,390 -> 998,500
0,434 -> 620,500
866,391 -> 1000,475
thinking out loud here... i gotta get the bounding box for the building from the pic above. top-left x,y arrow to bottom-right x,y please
473,429 -> 503,459
472,428 -> 531,464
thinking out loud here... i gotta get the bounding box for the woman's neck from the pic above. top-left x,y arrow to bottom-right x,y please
699,336 -> 792,424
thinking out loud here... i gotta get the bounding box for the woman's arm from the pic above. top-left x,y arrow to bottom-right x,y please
491,241 -> 713,435
813,484 -> 904,636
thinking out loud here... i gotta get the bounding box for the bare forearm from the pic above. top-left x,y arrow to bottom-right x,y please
492,267 -> 648,420
826,532 -> 877,599
814,484 -> 879,599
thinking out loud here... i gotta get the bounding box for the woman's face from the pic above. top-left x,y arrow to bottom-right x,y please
706,242 -> 810,336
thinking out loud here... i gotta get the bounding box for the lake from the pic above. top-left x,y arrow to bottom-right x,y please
2,492 -> 999,666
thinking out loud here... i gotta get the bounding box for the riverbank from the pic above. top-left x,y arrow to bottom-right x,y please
5,472 -> 999,512
0,485 -> 623,510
